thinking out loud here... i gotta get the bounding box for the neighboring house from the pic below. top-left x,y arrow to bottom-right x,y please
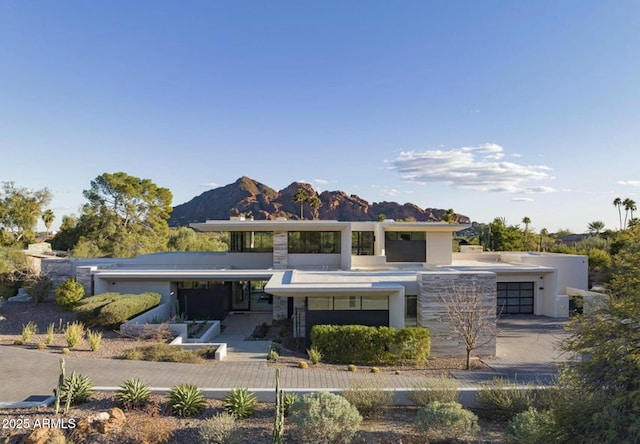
41,217 -> 589,358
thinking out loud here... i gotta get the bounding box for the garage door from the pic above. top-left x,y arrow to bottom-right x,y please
497,282 -> 534,314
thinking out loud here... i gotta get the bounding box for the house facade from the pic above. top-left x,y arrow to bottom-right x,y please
42,217 -> 588,357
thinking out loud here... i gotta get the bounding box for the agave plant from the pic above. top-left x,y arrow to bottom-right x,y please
59,372 -> 93,405
116,378 -> 151,409
168,383 -> 206,417
223,387 -> 257,419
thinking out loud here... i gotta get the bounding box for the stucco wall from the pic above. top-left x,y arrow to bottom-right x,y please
417,271 -> 497,358
426,232 -> 454,265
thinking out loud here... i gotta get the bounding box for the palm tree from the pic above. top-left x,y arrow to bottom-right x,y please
442,209 -> 456,223
42,209 -> 55,238
539,227 -> 549,252
613,197 -> 623,230
623,198 -> 636,228
309,196 -> 322,220
587,221 -> 605,237
292,188 -> 309,220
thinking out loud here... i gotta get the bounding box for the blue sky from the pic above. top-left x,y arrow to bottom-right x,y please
1,1 -> 639,233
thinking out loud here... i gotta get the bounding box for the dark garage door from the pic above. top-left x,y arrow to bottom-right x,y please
497,282 -> 534,314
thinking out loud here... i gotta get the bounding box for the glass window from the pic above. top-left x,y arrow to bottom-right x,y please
361,296 -> 389,310
308,297 -> 332,310
229,232 -> 273,252
352,231 -> 374,255
288,231 -> 341,254
334,296 -> 361,310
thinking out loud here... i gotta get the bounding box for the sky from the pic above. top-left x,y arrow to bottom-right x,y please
1,1 -> 639,233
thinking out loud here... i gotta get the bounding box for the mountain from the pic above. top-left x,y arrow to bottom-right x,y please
169,176 -> 471,226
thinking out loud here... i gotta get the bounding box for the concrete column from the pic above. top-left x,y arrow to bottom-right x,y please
388,290 -> 405,329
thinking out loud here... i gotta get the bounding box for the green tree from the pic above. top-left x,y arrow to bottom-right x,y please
292,188 -> 309,220
167,227 -> 228,251
587,221 -> 605,237
488,218 -> 524,251
308,196 -> 322,220
50,215 -> 80,252
41,209 -> 55,238
442,209 -> 457,223
0,182 -> 52,246
76,172 -> 173,257
623,197 -> 636,229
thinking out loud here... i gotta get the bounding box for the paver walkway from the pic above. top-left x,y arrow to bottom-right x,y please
0,314 -> 569,405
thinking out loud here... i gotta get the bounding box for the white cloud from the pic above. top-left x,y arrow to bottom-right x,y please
200,182 -> 219,188
314,179 -> 328,185
388,144 -> 554,193
511,197 -> 534,202
618,180 -> 640,187
380,188 -> 399,197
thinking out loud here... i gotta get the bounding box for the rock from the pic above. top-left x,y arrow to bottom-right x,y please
72,407 -> 127,439
22,427 -> 65,444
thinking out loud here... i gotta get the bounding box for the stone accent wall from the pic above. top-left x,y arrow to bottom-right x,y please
272,295 -> 288,320
75,266 -> 95,296
273,230 -> 288,269
417,272 -> 497,358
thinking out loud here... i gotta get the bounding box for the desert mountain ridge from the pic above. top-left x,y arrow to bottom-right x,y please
169,176 -> 470,226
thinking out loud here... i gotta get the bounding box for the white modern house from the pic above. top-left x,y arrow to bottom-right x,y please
42,217 -> 589,357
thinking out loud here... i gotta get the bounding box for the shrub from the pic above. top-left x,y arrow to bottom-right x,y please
61,347 -> 70,354
13,339 -> 23,346
123,343 -> 204,363
415,401 -> 479,442
74,292 -> 161,328
64,321 -> 85,348
341,381 -> 395,418
298,361 -> 308,369
370,367 -> 380,374
86,329 -> 103,352
311,324 -> 430,365
24,274 -> 54,303
267,349 -> 279,362
37,342 -> 47,350
288,392 -> 362,444
59,372 -> 93,405
55,277 -> 85,309
168,383 -> 206,417
476,378 -> 535,420
282,392 -> 298,417
223,387 -> 257,419
45,322 -> 55,345
307,347 -> 322,364
116,378 -> 151,410
505,407 -> 554,444
408,376 -> 460,406
116,413 -> 174,444
198,412 -> 242,444
347,364 -> 357,372
22,321 -> 38,342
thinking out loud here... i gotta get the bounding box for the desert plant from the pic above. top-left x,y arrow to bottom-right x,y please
273,368 -> 284,444
168,383 -> 206,417
341,380 -> 395,418
86,329 -> 103,352
408,376 -> 460,406
61,347 -> 70,354
298,361 -> 308,369
223,387 -> 257,419
55,276 -> 85,309
36,342 -> 47,350
123,343 -> 205,363
414,401 -> 480,442
198,412 -> 241,444
13,339 -> 23,345
282,392 -> 298,417
59,371 -> 93,406
116,378 -> 151,409
347,364 -> 357,372
505,407 -> 555,444
115,413 -> 174,444
288,392 -> 362,444
267,349 -> 279,362
307,347 -> 322,364
21,321 -> 38,342
370,367 -> 380,373
64,321 -> 85,348
24,273 -> 54,304
476,378 -> 535,420
45,322 -> 55,345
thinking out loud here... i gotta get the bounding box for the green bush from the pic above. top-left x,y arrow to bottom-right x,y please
310,324 -> 430,365
59,372 -> 93,405
168,383 -> 206,417
223,387 -> 257,419
64,321 -> 85,348
505,407 -> 554,444
282,392 -> 298,417
123,343 -> 204,363
55,277 -> 85,309
307,347 -> 322,364
116,378 -> 151,410
341,380 -> 395,418
74,292 -> 161,328
198,412 -> 241,444
21,321 -> 38,342
288,392 -> 362,444
408,376 -> 460,406
86,329 -> 102,351
476,378 -> 536,420
415,401 -> 479,442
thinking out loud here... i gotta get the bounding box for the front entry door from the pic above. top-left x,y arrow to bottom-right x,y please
231,281 -> 250,311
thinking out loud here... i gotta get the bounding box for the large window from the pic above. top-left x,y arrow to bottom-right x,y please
352,231 -> 374,255
229,231 -> 273,252
307,296 -> 389,311
288,231 -> 341,254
